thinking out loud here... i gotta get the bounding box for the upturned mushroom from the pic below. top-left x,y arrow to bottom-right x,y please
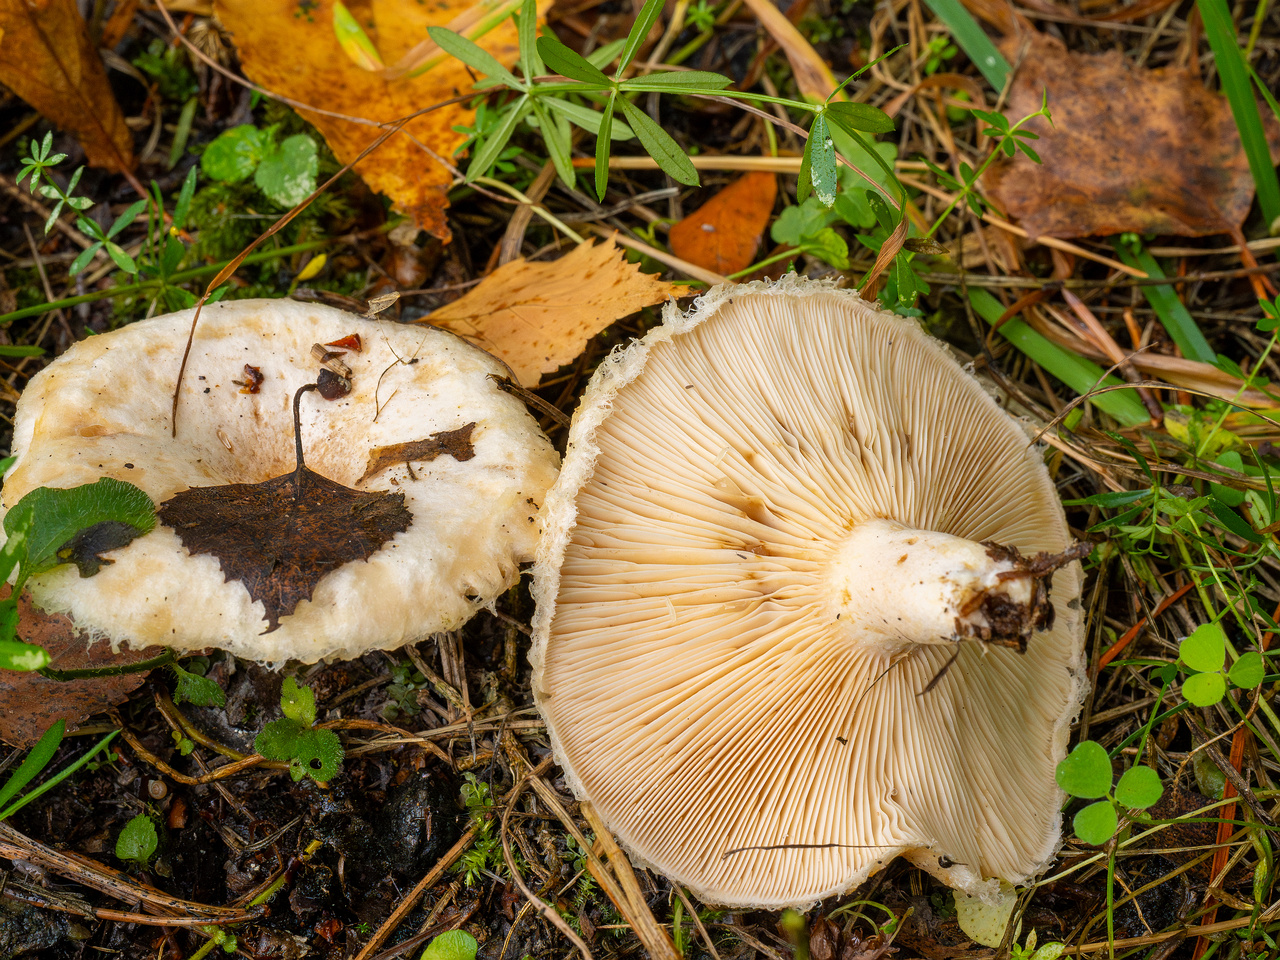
2,298 -> 559,663
532,278 -> 1086,908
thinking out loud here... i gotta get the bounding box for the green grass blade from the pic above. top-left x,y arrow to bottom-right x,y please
0,720 -> 64,811
922,0 -> 1010,91
1197,0 -> 1280,226
969,289 -> 1150,427
1113,241 -> 1216,364
0,730 -> 117,821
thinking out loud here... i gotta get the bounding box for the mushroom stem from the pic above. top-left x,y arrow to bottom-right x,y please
830,519 -> 1076,654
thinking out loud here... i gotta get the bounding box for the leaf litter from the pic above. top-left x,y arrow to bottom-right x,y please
0,0 -> 135,175
669,172 -> 779,276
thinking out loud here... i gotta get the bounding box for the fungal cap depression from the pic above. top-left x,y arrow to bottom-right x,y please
531,278 -> 1086,908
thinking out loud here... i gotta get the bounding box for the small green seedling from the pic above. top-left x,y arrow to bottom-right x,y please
201,124 -> 319,208
454,772 -> 501,886
254,676 -> 343,782
115,813 -> 159,865
171,661 -> 226,709
1056,741 -> 1163,845
1176,622 -> 1265,707
420,930 -> 478,960
1008,929 -> 1065,960
15,132 -> 146,276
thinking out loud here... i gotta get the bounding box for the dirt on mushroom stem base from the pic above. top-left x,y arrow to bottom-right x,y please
828,518 -> 1083,655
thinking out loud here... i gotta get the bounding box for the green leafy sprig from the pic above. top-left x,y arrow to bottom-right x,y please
1056,741 -> 1164,846
254,676 -> 344,782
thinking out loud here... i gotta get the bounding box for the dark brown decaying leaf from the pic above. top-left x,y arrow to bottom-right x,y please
358,422 -> 476,485
0,588 -> 161,749
981,31 -> 1280,239
158,464 -> 412,633
0,0 -> 135,173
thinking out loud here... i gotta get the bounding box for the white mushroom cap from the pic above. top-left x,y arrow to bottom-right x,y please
531,278 -> 1085,908
2,299 -> 559,663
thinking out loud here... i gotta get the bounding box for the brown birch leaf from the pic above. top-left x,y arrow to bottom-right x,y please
0,588 -> 161,749
424,237 -> 679,387
0,0 -> 134,173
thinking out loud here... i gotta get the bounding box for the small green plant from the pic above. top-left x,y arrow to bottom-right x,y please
1175,621 -> 1266,706
1007,929 -> 1065,960
923,35 -> 958,76
16,132 -> 148,277
454,772 -> 502,886
0,478 -> 156,673
254,676 -> 343,782
420,929 -> 478,960
115,813 -> 160,865
171,660 -> 227,709
201,124 -> 320,208
1055,741 -> 1164,845
686,0 -> 717,32
921,93 -> 1051,223
133,37 -> 198,103
381,660 -> 428,722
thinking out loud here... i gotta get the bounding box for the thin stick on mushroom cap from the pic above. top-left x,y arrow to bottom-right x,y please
531,277 -> 1086,908
1,299 -> 560,663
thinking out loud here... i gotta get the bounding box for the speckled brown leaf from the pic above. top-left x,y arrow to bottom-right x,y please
158,465 -> 412,632
982,31 -> 1280,239
0,588 -> 161,749
0,0 -> 134,173
669,172 -> 777,275
425,237 -> 679,386
213,0 -> 539,240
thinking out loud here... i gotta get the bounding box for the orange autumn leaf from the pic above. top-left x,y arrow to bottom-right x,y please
669,172 -> 777,276
976,27 -> 1279,239
214,0 -> 542,241
425,237 -> 679,386
0,0 -> 134,173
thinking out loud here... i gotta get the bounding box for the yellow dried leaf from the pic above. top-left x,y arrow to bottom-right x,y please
0,0 -> 134,173
425,237 -> 680,386
213,0 -> 543,240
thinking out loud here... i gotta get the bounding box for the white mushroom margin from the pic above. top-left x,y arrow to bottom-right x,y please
531,277 -> 1087,908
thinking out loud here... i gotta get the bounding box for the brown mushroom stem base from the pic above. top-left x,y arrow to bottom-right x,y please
829,519 -> 1074,654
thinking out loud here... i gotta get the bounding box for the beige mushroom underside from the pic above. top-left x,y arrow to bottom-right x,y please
532,278 -> 1085,908
2,299 -> 559,662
